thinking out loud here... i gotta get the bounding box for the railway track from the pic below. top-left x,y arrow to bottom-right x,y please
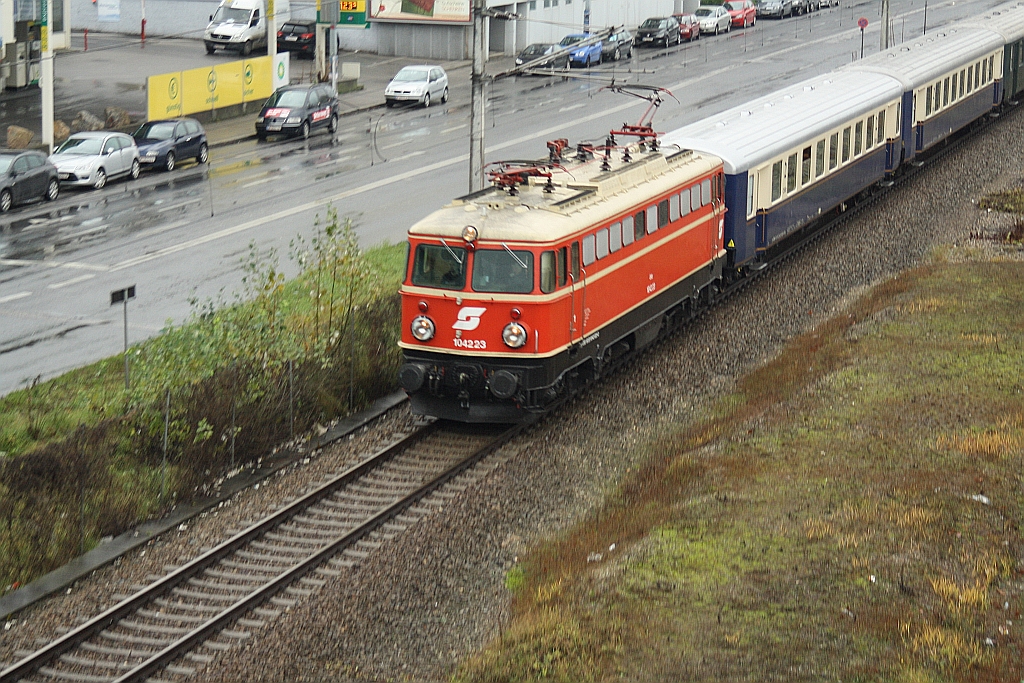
1,420 -> 520,683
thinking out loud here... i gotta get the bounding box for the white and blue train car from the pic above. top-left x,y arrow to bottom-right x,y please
661,71 -> 903,269
960,1 -> 1024,104
844,27 -> 1005,165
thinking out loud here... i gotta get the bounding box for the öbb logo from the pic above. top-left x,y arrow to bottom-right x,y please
453,307 -> 487,331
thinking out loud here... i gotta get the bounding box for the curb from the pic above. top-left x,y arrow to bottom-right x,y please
0,391 -> 408,621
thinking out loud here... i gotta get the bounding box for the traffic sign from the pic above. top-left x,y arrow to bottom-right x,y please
858,17 -> 869,28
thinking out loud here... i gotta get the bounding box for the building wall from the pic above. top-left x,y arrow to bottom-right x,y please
70,0 -> 317,37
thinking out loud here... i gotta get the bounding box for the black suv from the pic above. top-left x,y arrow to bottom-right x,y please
277,20 -> 316,58
256,84 -> 340,141
636,17 -> 681,47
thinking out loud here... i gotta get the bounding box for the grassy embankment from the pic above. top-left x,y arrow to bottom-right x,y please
0,211 -> 407,590
458,214 -> 1024,679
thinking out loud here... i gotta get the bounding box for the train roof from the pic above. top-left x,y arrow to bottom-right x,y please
843,25 -> 1005,89
407,145 -> 721,244
957,0 -> 1024,45
658,70 -> 903,175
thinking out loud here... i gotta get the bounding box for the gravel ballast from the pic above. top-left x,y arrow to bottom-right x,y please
3,108 -> 1023,682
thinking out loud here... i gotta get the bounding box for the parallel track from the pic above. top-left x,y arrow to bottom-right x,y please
1,421 -> 520,683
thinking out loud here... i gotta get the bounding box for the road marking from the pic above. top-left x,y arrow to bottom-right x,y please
48,274 -> 97,289
440,124 -> 468,134
314,155 -> 353,168
157,198 -> 203,212
0,258 -> 109,272
559,103 -> 587,112
242,176 -> 276,188
0,291 -> 32,304
389,151 -> 426,162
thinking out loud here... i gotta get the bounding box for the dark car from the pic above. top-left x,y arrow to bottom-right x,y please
673,13 -> 702,41
636,17 -> 681,47
0,149 -> 59,212
133,118 -> 209,172
277,20 -> 316,58
601,29 -> 634,61
515,43 -> 569,71
758,0 -> 796,18
256,84 -> 339,141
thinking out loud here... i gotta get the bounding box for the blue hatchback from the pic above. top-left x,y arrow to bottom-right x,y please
559,34 -> 603,68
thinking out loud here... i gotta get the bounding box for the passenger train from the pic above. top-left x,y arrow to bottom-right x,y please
397,2 -> 1024,422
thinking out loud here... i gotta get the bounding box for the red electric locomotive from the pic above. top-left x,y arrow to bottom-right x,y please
398,123 -> 727,422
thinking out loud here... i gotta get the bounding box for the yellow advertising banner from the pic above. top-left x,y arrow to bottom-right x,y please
214,62 -> 244,109
242,56 -> 273,103
182,65 -> 222,114
147,72 -> 184,120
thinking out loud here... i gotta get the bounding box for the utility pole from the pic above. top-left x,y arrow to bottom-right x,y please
469,0 -> 486,192
268,0 -> 277,56
880,0 -> 889,50
41,0 -> 53,153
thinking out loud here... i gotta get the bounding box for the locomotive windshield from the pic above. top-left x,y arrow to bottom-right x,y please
411,243 -> 467,290
472,248 -> 534,293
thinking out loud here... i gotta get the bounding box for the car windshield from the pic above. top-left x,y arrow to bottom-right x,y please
472,249 -> 534,294
134,122 -> 176,141
55,137 -> 103,155
695,8 -> 714,17
521,44 -> 550,56
560,35 -> 584,45
0,157 -> 13,173
724,2 -> 743,9
281,23 -> 310,33
639,18 -> 666,28
393,68 -> 429,82
411,243 -> 467,290
212,6 -> 251,23
265,89 -> 308,108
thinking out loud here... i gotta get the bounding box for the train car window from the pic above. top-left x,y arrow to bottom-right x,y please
801,146 -> 812,185
829,133 -> 838,170
943,77 -> 949,107
959,70 -> 965,98
989,56 -> 994,82
933,84 -> 941,113
658,199 -> 669,228
669,194 -> 680,222
926,86 -> 933,116
691,185 -> 701,212
472,248 -> 534,293
540,251 -> 556,294
975,63 -> 981,89
771,161 -> 783,201
610,222 -> 622,252
622,216 -> 635,246
411,243 -> 467,290
967,65 -> 974,93
557,247 -> 567,287
647,205 -> 658,234
951,74 -> 958,101
786,153 -> 797,193
815,139 -> 825,177
680,189 -> 691,216
866,116 -> 874,150
582,235 -> 596,266
747,173 -> 756,218
570,242 -> 580,281
842,128 -> 851,163
701,179 -> 712,206
877,110 -> 885,144
634,210 -> 646,240
596,228 -> 609,259
854,121 -> 863,156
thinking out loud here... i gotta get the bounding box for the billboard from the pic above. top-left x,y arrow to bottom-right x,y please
147,53 -> 289,120
369,0 -> 470,23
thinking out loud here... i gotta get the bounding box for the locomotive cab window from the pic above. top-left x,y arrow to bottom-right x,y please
657,200 -> 670,228
634,209 -> 646,240
691,185 -> 701,212
412,243 -> 467,290
540,251 -> 556,294
570,242 -> 580,281
557,247 -> 567,287
701,179 -> 712,205
472,248 -> 534,294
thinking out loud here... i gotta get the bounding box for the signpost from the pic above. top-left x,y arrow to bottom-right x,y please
858,17 -> 868,59
110,285 -> 137,391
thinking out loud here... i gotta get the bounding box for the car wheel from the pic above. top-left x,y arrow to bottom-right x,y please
714,24 -> 719,35
45,178 -> 59,201
752,15 -> 756,25
164,151 -> 176,172
205,44 -> 216,55
423,92 -> 430,108
242,40 -> 252,56
129,159 -> 140,180
299,120 -> 310,139
328,114 -> 338,133
628,46 -> 633,58
257,133 -> 267,142
726,21 -> 731,32
197,143 -> 209,164
94,169 -> 107,190
613,47 -> 620,61
0,189 -> 12,213
441,87 -> 449,103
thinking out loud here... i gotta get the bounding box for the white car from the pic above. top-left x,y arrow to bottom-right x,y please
49,132 -> 140,189
695,5 -> 732,34
384,65 -> 449,108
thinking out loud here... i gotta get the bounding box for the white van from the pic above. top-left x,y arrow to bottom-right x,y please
204,0 -> 291,56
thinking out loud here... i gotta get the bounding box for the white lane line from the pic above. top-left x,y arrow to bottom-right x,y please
389,151 -> 426,162
440,124 -> 468,134
242,176 -> 276,188
559,103 -> 586,113
157,198 -> 203,212
0,291 -> 32,304
314,155 -> 353,168
380,140 -> 409,150
0,258 -> 109,272
47,273 -> 97,289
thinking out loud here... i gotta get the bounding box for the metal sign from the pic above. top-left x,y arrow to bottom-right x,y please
110,285 -> 136,305
857,17 -> 868,28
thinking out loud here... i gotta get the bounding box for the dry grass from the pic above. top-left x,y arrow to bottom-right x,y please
455,258 -> 1024,682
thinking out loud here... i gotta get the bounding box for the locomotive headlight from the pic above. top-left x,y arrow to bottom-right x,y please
411,316 -> 436,342
462,225 -> 478,244
502,322 -> 528,348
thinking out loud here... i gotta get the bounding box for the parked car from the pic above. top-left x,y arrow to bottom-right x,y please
276,20 -> 316,58
672,13 -> 702,41
49,132 -> 140,190
695,5 -> 732,34
515,43 -> 569,71
133,118 -> 209,172
636,17 -> 680,47
0,149 -> 59,212
602,29 -> 634,61
559,34 -> 602,67
257,83 -> 340,139
819,0 -> 839,7
757,0 -> 796,18
790,0 -> 813,14
384,65 -> 449,108
724,0 -> 757,27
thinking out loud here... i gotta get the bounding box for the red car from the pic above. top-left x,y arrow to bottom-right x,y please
672,13 -> 701,41
724,0 -> 756,27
